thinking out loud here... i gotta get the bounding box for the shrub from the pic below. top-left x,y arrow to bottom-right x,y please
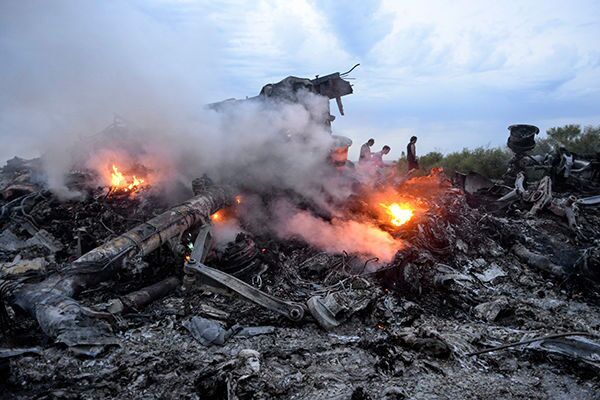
535,125 -> 600,156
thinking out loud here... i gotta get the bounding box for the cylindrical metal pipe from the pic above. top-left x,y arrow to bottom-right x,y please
74,185 -> 234,267
107,277 -> 180,314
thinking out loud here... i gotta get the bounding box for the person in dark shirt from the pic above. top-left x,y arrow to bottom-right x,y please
407,136 -> 419,171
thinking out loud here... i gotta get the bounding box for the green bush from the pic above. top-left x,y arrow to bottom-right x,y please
398,147 -> 511,179
419,151 -> 444,169
539,124 -> 600,155
441,147 -> 511,178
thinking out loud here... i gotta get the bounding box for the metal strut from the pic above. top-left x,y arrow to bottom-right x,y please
184,225 -> 304,321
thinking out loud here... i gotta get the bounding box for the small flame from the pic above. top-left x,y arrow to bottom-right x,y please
111,165 -> 125,188
380,202 -> 414,226
235,195 -> 242,204
110,164 -> 145,192
127,175 -> 144,191
210,211 -> 222,221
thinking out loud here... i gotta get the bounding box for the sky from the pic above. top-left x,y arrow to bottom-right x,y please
1,0 -> 599,161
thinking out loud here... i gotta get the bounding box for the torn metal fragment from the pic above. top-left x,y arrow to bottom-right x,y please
307,293 -> 346,330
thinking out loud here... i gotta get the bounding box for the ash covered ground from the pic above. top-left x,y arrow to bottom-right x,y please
0,155 -> 599,400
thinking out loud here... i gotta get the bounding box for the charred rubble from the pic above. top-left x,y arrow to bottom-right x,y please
1,99 -> 600,397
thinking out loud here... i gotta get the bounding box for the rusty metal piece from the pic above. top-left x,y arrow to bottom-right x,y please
75,185 -> 234,269
513,244 -> 566,277
498,172 -> 527,202
526,176 -> 553,215
515,172 -> 526,196
183,224 -> 213,290
208,67 -> 356,126
507,124 -> 539,154
184,226 -> 290,319
215,233 -> 262,279
505,173 -> 578,230
549,196 -> 578,230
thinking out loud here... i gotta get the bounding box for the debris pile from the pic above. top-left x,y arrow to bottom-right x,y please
1,144 -> 599,398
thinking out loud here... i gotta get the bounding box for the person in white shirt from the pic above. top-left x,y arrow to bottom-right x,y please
371,145 -> 391,168
359,138 -> 375,165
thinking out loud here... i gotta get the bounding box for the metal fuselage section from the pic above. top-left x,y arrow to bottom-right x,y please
207,71 -> 356,166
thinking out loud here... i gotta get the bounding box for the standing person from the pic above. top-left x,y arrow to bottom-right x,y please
407,136 -> 419,171
359,138 -> 375,164
371,145 -> 391,168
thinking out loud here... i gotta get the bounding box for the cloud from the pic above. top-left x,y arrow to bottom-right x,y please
311,0 -> 393,58
336,0 -> 600,156
1,0 -> 599,163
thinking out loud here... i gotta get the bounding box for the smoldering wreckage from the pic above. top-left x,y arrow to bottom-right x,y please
1,67 -> 599,400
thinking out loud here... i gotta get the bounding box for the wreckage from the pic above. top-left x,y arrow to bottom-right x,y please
1,72 -> 600,398
208,65 -> 358,168
504,124 -> 600,192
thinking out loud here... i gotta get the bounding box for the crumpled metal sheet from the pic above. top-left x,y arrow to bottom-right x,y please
0,230 -> 24,252
27,290 -> 119,352
0,229 -> 63,253
0,256 -> 47,277
526,335 -> 600,367
183,316 -> 275,346
0,347 -> 42,359
183,316 -> 239,346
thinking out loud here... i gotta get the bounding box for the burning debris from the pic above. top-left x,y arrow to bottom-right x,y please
380,202 -> 414,226
109,165 -> 146,194
1,72 -> 599,399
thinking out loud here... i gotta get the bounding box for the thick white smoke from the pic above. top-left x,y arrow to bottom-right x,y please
0,1 -> 219,183
272,200 -> 405,262
0,2 -> 343,201
0,2 -> 403,261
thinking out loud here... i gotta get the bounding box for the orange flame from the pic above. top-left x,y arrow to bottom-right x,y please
111,165 -> 125,188
110,164 -> 145,192
380,202 -> 414,226
210,211 -> 222,222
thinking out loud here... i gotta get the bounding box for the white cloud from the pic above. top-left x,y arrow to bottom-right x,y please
362,0 -> 600,97
179,0 -> 354,92
1,0 -> 599,162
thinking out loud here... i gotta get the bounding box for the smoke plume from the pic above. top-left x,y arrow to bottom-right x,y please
272,200 -> 405,262
0,1 -> 403,261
